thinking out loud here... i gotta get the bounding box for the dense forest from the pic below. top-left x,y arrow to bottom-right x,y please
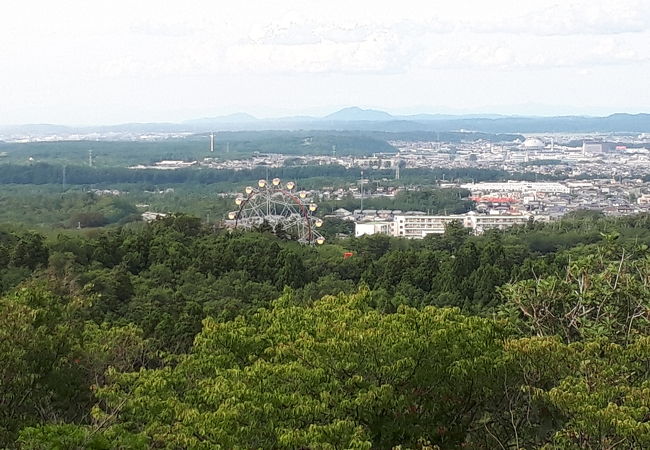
2,212 -> 650,448
0,133 -> 396,166
0,131 -> 525,166
0,163 -> 529,186
0,184 -> 471,229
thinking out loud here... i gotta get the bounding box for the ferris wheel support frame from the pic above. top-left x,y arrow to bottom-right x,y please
228,178 -> 325,245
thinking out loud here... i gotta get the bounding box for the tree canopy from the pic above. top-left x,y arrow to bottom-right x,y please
1,213 -> 650,448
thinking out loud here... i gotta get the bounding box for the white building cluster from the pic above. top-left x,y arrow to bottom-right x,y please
460,181 -> 570,195
355,212 -> 536,239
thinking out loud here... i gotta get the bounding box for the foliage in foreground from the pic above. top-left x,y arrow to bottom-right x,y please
2,214 -> 650,448
12,285 -> 650,449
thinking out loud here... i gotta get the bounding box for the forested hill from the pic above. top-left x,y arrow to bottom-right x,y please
0,163 -> 519,186
0,132 -> 397,165
0,131 -> 523,166
1,213 -> 650,448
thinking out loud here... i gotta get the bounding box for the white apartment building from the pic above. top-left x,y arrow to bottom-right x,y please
355,221 -> 394,237
393,215 -> 471,238
357,212 -> 533,239
470,214 -> 532,233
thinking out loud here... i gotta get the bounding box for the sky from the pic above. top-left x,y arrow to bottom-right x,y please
1,0 -> 649,125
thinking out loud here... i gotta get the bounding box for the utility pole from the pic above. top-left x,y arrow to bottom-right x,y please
210,133 -> 214,152
360,170 -> 364,212
88,150 -> 93,167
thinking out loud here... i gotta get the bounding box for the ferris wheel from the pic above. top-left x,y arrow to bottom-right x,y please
227,178 -> 325,244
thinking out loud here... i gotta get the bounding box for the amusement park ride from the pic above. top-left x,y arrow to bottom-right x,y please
227,178 -> 325,245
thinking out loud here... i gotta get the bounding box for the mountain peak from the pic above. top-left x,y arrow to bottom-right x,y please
324,107 -> 394,121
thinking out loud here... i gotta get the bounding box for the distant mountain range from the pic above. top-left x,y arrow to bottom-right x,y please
324,107 -> 394,121
180,107 -> 518,124
2,107 -> 650,138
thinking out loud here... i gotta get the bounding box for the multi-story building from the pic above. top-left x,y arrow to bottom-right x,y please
359,212 -> 534,239
469,213 -> 533,233
393,215 -> 471,238
355,221 -> 394,237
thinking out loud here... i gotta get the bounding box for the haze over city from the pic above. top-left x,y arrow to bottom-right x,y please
2,0 -> 650,125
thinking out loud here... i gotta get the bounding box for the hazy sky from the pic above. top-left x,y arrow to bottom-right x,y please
1,0 -> 649,124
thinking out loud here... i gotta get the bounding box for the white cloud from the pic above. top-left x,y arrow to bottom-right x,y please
466,0 -> 650,36
1,0 -> 649,123
3,0 -> 649,77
